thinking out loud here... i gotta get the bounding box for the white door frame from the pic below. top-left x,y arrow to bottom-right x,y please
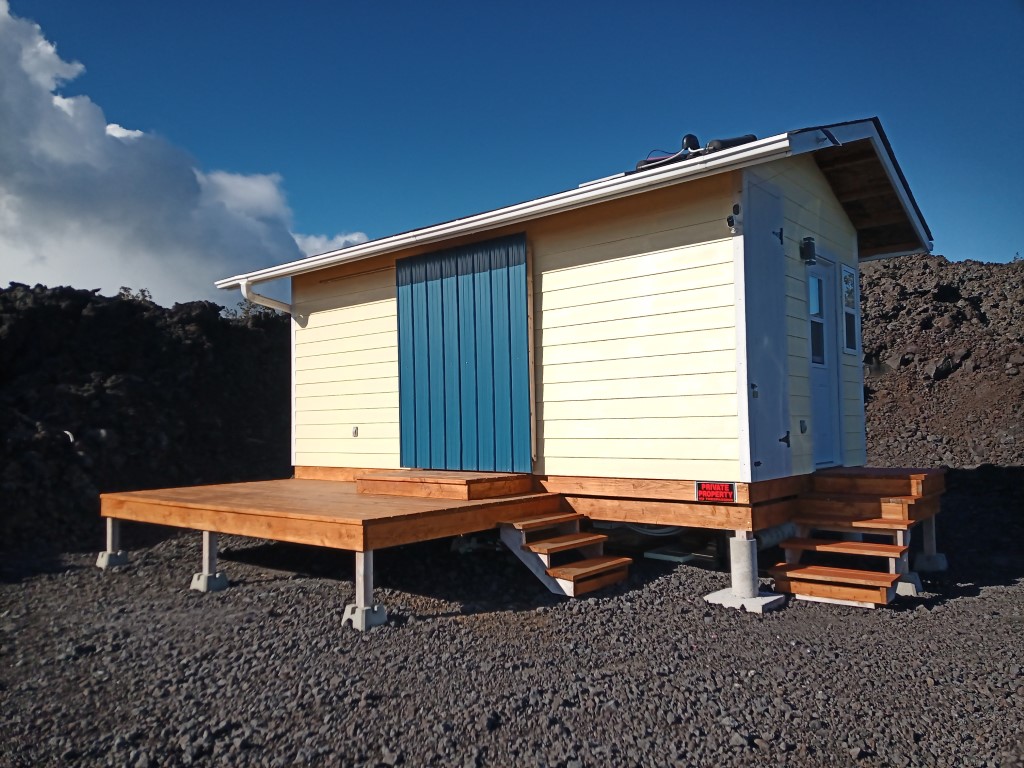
807,256 -> 843,467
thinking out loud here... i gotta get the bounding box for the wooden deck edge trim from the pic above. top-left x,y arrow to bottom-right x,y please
101,498 -> 366,550
362,495 -> 560,550
294,466 -> 374,482
563,495 -> 800,532
565,496 -> 755,532
537,473 -> 809,506
100,492 -> 341,525
355,472 -> 532,487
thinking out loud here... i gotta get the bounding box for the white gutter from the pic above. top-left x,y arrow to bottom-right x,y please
240,279 -> 291,315
215,132 -> 794,290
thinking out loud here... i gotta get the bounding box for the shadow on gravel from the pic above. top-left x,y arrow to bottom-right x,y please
0,555 -> 88,583
0,521 -> 182,583
219,540 -> 352,581
218,534 -> 669,617
923,465 -> 1024,600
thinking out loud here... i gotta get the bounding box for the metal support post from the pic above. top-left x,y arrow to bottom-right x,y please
343,550 -> 387,631
190,531 -> 229,592
96,518 -> 129,569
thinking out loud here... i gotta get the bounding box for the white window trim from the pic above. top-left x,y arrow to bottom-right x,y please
841,264 -> 860,355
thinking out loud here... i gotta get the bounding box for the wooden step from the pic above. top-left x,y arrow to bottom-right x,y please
793,515 -> 913,533
779,537 -> 907,559
547,555 -> 632,582
812,467 -> 945,498
799,492 -> 906,517
525,532 -> 607,555
356,470 -> 534,500
770,563 -> 899,588
547,556 -> 632,597
505,512 -> 583,532
771,576 -> 894,607
770,563 -> 899,607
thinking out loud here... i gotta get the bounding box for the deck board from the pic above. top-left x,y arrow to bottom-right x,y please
101,479 -> 560,551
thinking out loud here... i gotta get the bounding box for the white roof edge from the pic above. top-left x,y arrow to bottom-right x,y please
788,119 -> 932,253
216,132 -> 794,289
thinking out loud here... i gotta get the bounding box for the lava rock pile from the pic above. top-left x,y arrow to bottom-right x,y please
860,254 -> 1024,468
0,283 -> 290,554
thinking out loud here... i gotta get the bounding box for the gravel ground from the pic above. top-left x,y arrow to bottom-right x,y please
2,469 -> 1023,768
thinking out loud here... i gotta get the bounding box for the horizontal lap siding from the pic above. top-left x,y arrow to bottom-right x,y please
530,173 -> 741,480
766,155 -> 863,472
292,268 -> 401,469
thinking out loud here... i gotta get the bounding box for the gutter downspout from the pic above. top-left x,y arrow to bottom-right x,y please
240,279 -> 291,315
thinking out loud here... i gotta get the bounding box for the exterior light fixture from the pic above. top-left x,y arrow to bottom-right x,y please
800,237 -> 817,265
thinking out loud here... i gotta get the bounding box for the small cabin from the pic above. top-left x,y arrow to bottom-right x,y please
227,118 -> 931,486
99,118 -> 947,625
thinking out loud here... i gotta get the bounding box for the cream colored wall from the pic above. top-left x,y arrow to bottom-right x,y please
529,174 -> 743,481
291,265 -> 401,469
765,154 -> 865,472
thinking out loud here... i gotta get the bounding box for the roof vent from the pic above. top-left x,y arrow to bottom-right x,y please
635,133 -> 758,173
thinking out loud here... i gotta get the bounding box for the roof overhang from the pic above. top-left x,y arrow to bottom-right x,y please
217,117 -> 930,290
789,118 -> 933,260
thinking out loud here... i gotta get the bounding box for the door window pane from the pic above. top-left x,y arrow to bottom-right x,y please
809,277 -> 823,318
810,318 -> 825,364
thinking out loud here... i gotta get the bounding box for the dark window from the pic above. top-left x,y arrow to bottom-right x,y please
810,319 -> 825,364
844,312 -> 857,353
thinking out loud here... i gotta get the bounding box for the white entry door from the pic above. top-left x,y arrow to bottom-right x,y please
807,259 -> 842,467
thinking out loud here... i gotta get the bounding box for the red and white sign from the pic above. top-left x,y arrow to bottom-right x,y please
696,481 -> 737,503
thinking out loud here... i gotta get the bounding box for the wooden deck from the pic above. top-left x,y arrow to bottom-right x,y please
101,478 -> 561,552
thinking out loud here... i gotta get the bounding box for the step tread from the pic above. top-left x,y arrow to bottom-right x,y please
505,512 -> 583,531
773,577 -> 892,606
801,491 -> 917,503
525,532 -> 608,555
770,563 -> 899,588
793,515 -> 914,531
779,537 -> 908,558
814,467 -> 944,479
547,556 -> 632,582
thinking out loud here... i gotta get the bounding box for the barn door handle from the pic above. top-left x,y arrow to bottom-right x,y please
778,431 -> 791,447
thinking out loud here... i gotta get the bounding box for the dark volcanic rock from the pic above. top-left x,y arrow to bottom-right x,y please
861,254 -> 1024,468
0,283 -> 291,555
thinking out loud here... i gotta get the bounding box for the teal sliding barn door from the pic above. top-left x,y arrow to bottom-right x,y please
396,234 -> 531,473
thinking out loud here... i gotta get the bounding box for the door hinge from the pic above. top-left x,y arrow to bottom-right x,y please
772,227 -> 783,245
778,431 -> 791,448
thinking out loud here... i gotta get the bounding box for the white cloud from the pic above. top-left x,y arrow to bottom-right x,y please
0,4 -> 364,306
105,123 -> 143,139
293,231 -> 369,257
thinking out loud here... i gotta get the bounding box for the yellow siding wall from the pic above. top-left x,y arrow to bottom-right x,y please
291,266 -> 401,469
286,160 -> 865,481
530,173 -> 742,480
763,155 -> 865,472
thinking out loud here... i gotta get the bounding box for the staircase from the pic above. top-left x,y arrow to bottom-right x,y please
355,469 -> 630,598
499,511 -> 632,597
770,467 -> 945,608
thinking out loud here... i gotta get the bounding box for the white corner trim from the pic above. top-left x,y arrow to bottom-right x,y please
734,176 -> 752,484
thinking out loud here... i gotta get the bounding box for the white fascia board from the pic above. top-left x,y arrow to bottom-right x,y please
788,121 -> 932,253
215,133 -> 793,290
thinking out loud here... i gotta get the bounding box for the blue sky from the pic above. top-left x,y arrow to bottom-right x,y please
2,1 -> 1023,304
